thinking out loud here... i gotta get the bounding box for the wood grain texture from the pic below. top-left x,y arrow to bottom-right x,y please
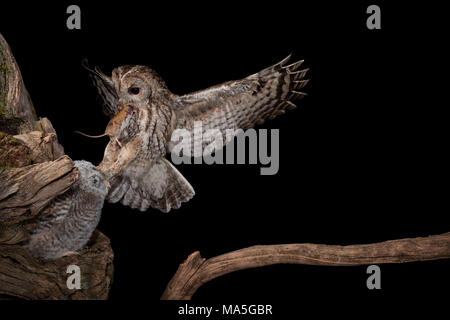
162,232 -> 450,300
0,32 -> 114,300
0,33 -> 36,134
0,229 -> 113,300
0,155 -> 79,224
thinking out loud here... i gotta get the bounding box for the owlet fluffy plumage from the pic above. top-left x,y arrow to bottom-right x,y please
27,160 -> 109,260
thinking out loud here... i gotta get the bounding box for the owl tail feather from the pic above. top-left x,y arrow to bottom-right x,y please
107,158 -> 195,213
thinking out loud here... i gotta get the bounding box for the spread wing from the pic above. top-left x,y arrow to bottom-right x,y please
171,55 -> 309,152
82,59 -> 120,117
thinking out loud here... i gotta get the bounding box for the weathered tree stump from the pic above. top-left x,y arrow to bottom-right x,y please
0,33 -> 113,300
0,34 -> 36,135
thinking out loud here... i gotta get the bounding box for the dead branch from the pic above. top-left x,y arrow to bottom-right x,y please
161,232 -> 450,300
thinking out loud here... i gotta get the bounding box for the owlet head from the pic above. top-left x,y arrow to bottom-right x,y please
73,160 -> 109,196
111,65 -> 170,105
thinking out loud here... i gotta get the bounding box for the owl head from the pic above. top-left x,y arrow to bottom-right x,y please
73,160 -> 110,196
110,65 -> 171,105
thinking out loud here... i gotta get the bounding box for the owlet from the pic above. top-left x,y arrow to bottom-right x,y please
27,160 -> 109,260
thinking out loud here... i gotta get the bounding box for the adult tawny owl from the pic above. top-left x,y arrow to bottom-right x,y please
82,55 -> 308,212
27,161 -> 109,260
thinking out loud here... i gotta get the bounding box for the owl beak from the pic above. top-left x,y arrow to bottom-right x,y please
102,180 -> 111,189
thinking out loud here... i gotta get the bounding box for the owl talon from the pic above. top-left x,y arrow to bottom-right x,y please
115,138 -> 122,148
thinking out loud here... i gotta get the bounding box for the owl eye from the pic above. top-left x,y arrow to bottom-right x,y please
128,87 -> 140,95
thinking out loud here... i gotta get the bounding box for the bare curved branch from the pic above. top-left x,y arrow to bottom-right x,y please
162,232 -> 450,300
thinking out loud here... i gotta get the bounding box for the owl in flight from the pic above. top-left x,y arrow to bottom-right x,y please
27,161 -> 109,259
82,55 -> 308,213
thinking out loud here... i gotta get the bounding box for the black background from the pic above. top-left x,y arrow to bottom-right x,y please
1,0 -> 448,316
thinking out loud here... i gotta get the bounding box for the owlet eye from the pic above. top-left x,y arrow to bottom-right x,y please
128,87 -> 140,95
